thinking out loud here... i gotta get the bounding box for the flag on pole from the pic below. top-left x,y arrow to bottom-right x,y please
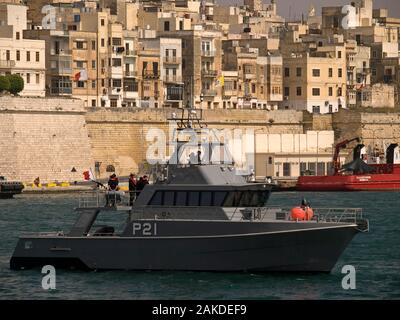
215,75 -> 224,87
83,169 -> 95,181
74,69 -> 88,81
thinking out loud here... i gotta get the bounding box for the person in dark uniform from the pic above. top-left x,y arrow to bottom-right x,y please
106,174 -> 120,206
128,173 -> 137,205
136,175 -> 149,197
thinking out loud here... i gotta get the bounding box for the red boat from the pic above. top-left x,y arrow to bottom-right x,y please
297,138 -> 400,191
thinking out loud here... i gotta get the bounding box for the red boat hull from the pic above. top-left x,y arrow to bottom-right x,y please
297,165 -> 400,191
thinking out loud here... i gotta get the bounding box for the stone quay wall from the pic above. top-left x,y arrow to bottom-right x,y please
0,96 -> 93,183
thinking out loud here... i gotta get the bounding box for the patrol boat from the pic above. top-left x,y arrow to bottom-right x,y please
10,109 -> 369,272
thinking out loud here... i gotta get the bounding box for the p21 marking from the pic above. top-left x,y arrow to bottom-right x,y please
132,222 -> 157,236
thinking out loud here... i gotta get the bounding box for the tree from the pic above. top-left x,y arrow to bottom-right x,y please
0,75 -> 10,92
6,74 -> 24,95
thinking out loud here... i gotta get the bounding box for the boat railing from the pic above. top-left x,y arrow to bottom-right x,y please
77,190 -> 134,209
229,206 -> 368,231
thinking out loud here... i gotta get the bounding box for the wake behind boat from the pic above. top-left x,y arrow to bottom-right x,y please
10,109 -> 369,273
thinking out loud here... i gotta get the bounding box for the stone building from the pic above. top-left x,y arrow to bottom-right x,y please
282,44 -> 347,114
0,2 -> 45,97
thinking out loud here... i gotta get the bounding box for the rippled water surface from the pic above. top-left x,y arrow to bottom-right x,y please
0,192 -> 399,299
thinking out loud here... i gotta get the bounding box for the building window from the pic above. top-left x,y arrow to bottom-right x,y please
26,51 -> 30,62
74,15 -> 80,22
312,69 -> 320,77
112,79 -> 122,88
338,87 -> 342,96
112,38 -> 122,46
91,99 -> 96,107
179,20 -> 183,30
91,80 -> 96,89
101,38 -> 105,47
338,51 -> 342,58
300,162 -> 307,175
164,21 -> 170,31
110,100 -> 117,108
101,19 -> 105,26
329,68 -> 333,77
92,60 -> 96,69
16,50 -> 20,61
36,74 -> 40,84
6,50 -> 10,61
338,68 -> 343,77
251,83 -> 256,94
26,73 -> 30,84
284,87 -> 290,96
329,87 -> 333,96
296,67 -> 302,77
312,88 -> 320,96
36,52 -> 40,62
308,163 -> 316,175
92,41 -> 96,50
112,58 -> 121,67
76,41 -> 84,49
284,67 -> 290,77
312,106 -> 320,113
76,61 -> 84,68
16,32 -> 20,40
77,81 -> 85,88
296,87 -> 302,96
317,162 -> 326,175
283,163 -> 291,177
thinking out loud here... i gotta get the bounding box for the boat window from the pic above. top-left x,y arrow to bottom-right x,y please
213,191 -> 227,206
224,191 -> 243,207
188,191 -> 200,206
239,191 -> 252,207
200,191 -> 212,206
149,191 -> 162,205
164,191 -> 175,206
175,191 -> 187,206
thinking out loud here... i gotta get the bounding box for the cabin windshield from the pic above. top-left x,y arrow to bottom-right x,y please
148,190 -> 270,207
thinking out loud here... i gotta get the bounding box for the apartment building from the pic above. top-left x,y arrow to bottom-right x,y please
0,2 -> 45,97
282,44 -> 347,114
137,38 -> 162,108
222,42 -> 282,110
345,40 -> 371,107
122,29 -> 139,107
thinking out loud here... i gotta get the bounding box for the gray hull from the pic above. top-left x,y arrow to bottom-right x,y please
10,221 -> 358,273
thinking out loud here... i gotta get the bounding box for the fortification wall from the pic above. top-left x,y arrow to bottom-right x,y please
0,97 -> 93,183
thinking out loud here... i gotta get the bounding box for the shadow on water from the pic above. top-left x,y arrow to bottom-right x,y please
0,192 -> 399,299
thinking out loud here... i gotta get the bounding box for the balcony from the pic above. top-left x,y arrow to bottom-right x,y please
50,86 -> 72,95
202,89 -> 217,97
201,50 -> 216,57
125,70 -> 137,77
50,49 -> 72,56
163,56 -> 181,64
0,60 -> 16,68
356,68 -> 370,75
50,66 -> 72,75
142,70 -> 160,79
201,69 -> 217,77
244,72 -> 256,80
125,50 -> 136,57
163,75 -> 182,83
